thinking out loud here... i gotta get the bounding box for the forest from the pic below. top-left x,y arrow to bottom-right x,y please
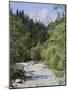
10,5 -> 66,87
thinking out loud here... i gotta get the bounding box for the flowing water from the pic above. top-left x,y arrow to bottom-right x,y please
12,61 -> 64,88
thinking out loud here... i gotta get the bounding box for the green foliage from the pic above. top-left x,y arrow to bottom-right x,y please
30,43 -> 41,61
10,8 -> 65,79
10,64 -> 17,80
10,9 -> 49,63
41,19 -> 65,76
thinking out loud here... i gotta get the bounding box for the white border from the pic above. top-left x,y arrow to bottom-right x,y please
0,0 -> 67,90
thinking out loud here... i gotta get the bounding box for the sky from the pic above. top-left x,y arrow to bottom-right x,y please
10,2 -> 65,26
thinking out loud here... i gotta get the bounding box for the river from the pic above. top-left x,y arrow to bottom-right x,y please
12,61 -> 65,88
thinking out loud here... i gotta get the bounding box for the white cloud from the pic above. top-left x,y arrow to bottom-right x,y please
24,8 -> 57,25
51,15 -> 57,22
30,9 -> 51,25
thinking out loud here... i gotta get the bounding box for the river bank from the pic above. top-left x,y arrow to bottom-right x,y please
10,61 -> 65,88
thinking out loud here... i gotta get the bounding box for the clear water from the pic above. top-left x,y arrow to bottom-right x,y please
15,61 -> 60,88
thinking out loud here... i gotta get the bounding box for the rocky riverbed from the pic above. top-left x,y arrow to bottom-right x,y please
10,61 -> 65,88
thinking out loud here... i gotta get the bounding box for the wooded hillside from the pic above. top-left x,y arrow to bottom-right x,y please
10,9 -> 66,80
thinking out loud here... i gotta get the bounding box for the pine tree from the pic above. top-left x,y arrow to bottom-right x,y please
16,9 -> 19,16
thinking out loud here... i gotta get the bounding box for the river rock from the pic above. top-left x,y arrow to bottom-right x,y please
15,79 -> 23,83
